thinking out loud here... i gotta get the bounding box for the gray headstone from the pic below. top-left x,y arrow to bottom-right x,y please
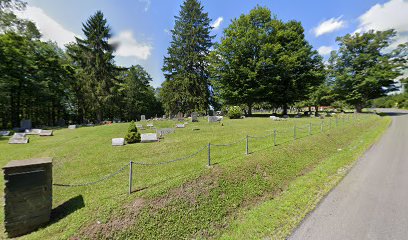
176,124 -> 185,128
208,116 -> 222,122
162,115 -> 166,119
20,119 -> 32,130
68,125 -> 77,129
8,137 -> 29,144
156,128 -> 175,137
141,115 -> 146,121
136,124 -> 145,130
13,133 -> 26,138
25,129 -> 42,135
140,133 -> 158,143
191,112 -> 198,122
147,123 -> 154,128
112,138 -> 125,146
39,130 -> 53,136
0,131 -> 10,136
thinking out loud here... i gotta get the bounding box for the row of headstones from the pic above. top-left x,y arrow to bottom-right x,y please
112,122 -> 190,146
7,129 -> 54,144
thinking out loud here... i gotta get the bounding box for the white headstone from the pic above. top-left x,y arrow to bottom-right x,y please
156,128 -> 175,137
141,115 -> 146,121
140,133 -> 158,143
136,124 -> 144,130
39,130 -> 53,136
13,133 -> 26,138
147,123 -> 154,128
176,124 -> 185,128
112,138 -> 125,146
25,129 -> 42,135
0,131 -> 10,136
68,125 -> 77,129
8,137 -> 29,144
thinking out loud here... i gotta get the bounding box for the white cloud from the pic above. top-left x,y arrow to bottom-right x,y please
317,45 -> 335,56
356,0 -> 408,49
15,6 -> 77,47
211,17 -> 223,30
313,16 -> 346,37
109,30 -> 152,60
139,0 -> 151,12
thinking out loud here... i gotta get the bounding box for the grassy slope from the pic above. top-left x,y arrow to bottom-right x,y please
0,115 -> 386,239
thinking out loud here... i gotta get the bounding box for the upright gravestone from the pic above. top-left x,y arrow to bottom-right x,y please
208,116 -> 220,123
162,115 -> 166,119
112,138 -> 125,146
68,125 -> 76,129
3,158 -> 52,238
191,112 -> 198,122
20,119 -> 32,130
140,133 -> 158,143
141,115 -> 146,121
39,130 -> 53,136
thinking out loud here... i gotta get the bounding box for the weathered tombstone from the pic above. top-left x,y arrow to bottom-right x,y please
147,123 -> 154,128
191,112 -> 198,122
162,115 -> 166,119
20,119 -> 32,130
0,131 -> 10,136
136,124 -> 145,130
208,116 -> 220,123
156,128 -> 175,137
68,125 -> 76,129
140,133 -> 158,143
112,138 -> 125,146
13,133 -> 26,138
3,157 -> 52,238
25,129 -> 42,135
141,115 -> 146,121
176,124 -> 185,128
39,130 -> 53,136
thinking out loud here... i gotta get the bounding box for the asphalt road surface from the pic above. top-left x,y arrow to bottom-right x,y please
290,109 -> 408,240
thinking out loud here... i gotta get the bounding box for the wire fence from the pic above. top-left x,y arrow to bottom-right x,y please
53,113 -> 373,194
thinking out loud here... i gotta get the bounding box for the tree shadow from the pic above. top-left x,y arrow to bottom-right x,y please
49,195 -> 85,225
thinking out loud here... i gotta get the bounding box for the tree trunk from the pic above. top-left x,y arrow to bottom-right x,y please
247,103 -> 252,116
282,103 -> 288,115
308,106 -> 312,115
315,105 -> 319,116
355,104 -> 363,113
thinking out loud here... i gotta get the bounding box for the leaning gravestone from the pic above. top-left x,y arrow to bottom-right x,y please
68,125 -> 76,129
20,119 -> 32,130
156,128 -> 175,137
176,124 -> 185,128
191,112 -> 198,122
0,131 -> 10,136
141,115 -> 146,121
112,138 -> 125,146
140,133 -> 158,143
39,130 -> 53,136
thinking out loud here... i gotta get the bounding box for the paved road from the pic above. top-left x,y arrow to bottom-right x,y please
290,109 -> 408,240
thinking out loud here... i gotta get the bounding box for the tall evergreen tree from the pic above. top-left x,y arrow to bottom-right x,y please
161,0 -> 213,115
74,10 -> 118,122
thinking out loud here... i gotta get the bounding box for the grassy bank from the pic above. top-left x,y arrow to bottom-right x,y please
0,114 -> 387,239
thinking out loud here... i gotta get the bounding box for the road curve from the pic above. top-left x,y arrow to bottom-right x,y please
289,109 -> 408,240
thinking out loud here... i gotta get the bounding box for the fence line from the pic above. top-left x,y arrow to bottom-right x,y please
54,114 -> 372,193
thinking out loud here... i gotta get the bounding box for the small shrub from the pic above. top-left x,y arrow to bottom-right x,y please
227,106 -> 242,119
125,121 -> 140,144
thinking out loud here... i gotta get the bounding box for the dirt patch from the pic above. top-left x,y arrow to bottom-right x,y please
77,198 -> 145,239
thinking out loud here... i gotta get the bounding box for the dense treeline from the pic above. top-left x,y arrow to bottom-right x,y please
0,2 -> 162,129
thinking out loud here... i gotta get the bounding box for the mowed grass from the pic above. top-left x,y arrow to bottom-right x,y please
0,114 -> 388,239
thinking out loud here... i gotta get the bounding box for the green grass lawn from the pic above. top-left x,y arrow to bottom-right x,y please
0,114 -> 389,239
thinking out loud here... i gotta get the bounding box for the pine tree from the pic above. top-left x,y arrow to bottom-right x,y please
75,10 -> 118,122
161,0 -> 213,115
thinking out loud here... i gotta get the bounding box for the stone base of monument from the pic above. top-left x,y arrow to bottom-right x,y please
141,133 -> 158,143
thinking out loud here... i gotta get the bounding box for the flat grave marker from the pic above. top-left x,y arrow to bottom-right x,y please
8,136 -> 29,144
0,131 -> 10,136
136,124 -> 145,130
156,128 -> 175,137
39,130 -> 53,136
25,129 -> 42,135
176,124 -> 185,128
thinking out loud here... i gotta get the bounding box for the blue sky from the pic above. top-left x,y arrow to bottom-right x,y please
17,0 -> 408,87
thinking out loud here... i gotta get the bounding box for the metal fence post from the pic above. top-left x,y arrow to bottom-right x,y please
246,135 -> 249,155
294,125 -> 296,140
129,161 -> 133,194
273,129 -> 277,146
208,143 -> 211,166
308,123 -> 311,135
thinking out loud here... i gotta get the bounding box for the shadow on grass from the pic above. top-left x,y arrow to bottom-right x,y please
49,195 -> 85,225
